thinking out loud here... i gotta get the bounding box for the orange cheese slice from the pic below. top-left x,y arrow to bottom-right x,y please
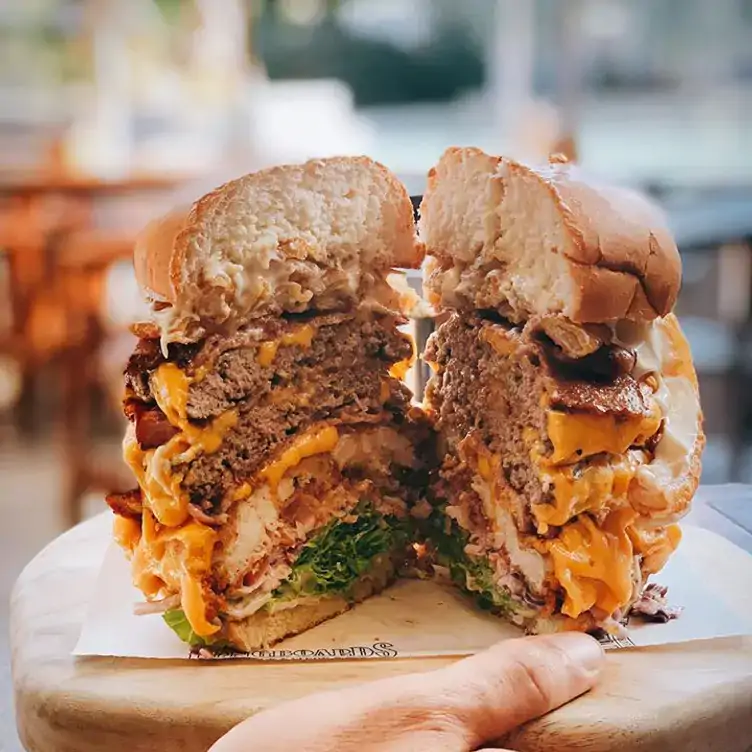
546,409 -> 662,465
257,324 -> 316,367
549,507 -> 637,618
628,523 -> 682,576
532,451 -> 642,530
113,514 -> 141,553
128,511 -> 220,636
127,364 -> 237,527
259,425 -> 340,493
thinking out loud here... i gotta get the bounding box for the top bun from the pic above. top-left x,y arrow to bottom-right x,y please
134,156 -> 423,343
419,147 -> 681,325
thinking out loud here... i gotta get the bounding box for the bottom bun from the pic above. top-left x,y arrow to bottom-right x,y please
225,558 -> 397,652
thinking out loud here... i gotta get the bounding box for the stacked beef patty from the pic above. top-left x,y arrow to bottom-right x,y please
422,313 -> 683,633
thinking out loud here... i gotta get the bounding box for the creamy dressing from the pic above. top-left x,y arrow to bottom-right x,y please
612,318 -> 701,493
637,376 -> 699,490
152,249 -> 405,351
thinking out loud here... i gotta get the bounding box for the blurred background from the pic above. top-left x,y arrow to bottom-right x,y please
1,0 -> 752,716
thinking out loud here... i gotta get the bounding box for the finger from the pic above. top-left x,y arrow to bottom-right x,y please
420,632 -> 605,749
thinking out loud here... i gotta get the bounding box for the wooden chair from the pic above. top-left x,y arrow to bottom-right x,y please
52,229 -> 138,527
0,194 -> 90,430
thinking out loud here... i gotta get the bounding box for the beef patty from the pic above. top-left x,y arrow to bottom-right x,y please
424,313 -> 659,513
123,311 -> 419,514
126,311 -> 412,418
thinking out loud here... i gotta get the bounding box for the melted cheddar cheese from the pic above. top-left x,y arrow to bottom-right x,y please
129,511 -> 220,636
152,363 -> 238,450
452,433 -> 679,623
475,449 -> 499,485
124,422 -> 343,637
113,515 -> 141,553
126,364 -> 237,526
259,425 -> 339,492
628,523 -> 681,575
256,324 -> 315,367
546,409 -> 662,465
389,334 -> 416,382
390,359 -> 412,381
480,325 -> 519,356
151,362 -> 190,426
549,507 -> 637,618
120,362 -> 241,637
533,451 -> 644,530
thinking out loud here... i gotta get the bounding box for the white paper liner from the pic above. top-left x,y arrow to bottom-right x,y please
73,524 -> 752,661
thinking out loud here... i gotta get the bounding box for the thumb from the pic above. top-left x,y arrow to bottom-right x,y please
425,631 -> 604,749
210,632 -> 604,752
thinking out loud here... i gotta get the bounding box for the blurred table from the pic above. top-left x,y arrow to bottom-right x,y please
0,170 -> 193,198
0,167 -> 192,337
0,168 -> 198,524
0,167 -> 194,402
684,484 -> 752,553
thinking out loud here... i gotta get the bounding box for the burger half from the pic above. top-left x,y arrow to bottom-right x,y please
106,157 -> 431,651
418,148 -> 704,633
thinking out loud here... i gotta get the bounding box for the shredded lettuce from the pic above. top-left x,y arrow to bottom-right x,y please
270,501 -> 409,602
423,505 -> 516,615
163,501 -> 409,646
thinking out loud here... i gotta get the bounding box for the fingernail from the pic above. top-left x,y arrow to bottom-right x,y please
545,632 -> 605,675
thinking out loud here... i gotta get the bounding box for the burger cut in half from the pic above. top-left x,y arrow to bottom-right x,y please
106,157 -> 432,651
417,148 -> 704,634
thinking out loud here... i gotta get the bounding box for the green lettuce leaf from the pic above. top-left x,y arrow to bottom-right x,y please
162,609 -> 234,650
271,501 -> 410,602
423,505 -> 515,615
162,608 -> 212,648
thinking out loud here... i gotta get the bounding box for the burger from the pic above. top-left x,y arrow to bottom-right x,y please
105,157 -> 432,651
417,148 -> 704,633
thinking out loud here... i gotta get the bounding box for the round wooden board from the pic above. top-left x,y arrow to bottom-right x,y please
11,514 -> 752,752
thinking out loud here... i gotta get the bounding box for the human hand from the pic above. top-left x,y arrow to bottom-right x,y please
210,632 -> 604,752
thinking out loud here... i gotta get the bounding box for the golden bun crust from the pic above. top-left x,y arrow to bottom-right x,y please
531,156 -> 681,318
420,147 -> 681,325
225,596 -> 352,653
224,563 -> 396,652
135,156 -> 423,342
133,208 -> 188,303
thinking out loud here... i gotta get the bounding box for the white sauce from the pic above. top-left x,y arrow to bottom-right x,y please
612,319 -> 701,492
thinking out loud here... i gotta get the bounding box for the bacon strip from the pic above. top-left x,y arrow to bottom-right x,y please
124,399 -> 179,448
134,406 -> 180,449
105,488 -> 143,519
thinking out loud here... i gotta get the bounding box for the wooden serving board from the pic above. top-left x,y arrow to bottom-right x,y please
11,513 -> 752,752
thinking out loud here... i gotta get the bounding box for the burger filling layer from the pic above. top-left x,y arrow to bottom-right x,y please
423,313 -> 695,630
109,311 -> 428,644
